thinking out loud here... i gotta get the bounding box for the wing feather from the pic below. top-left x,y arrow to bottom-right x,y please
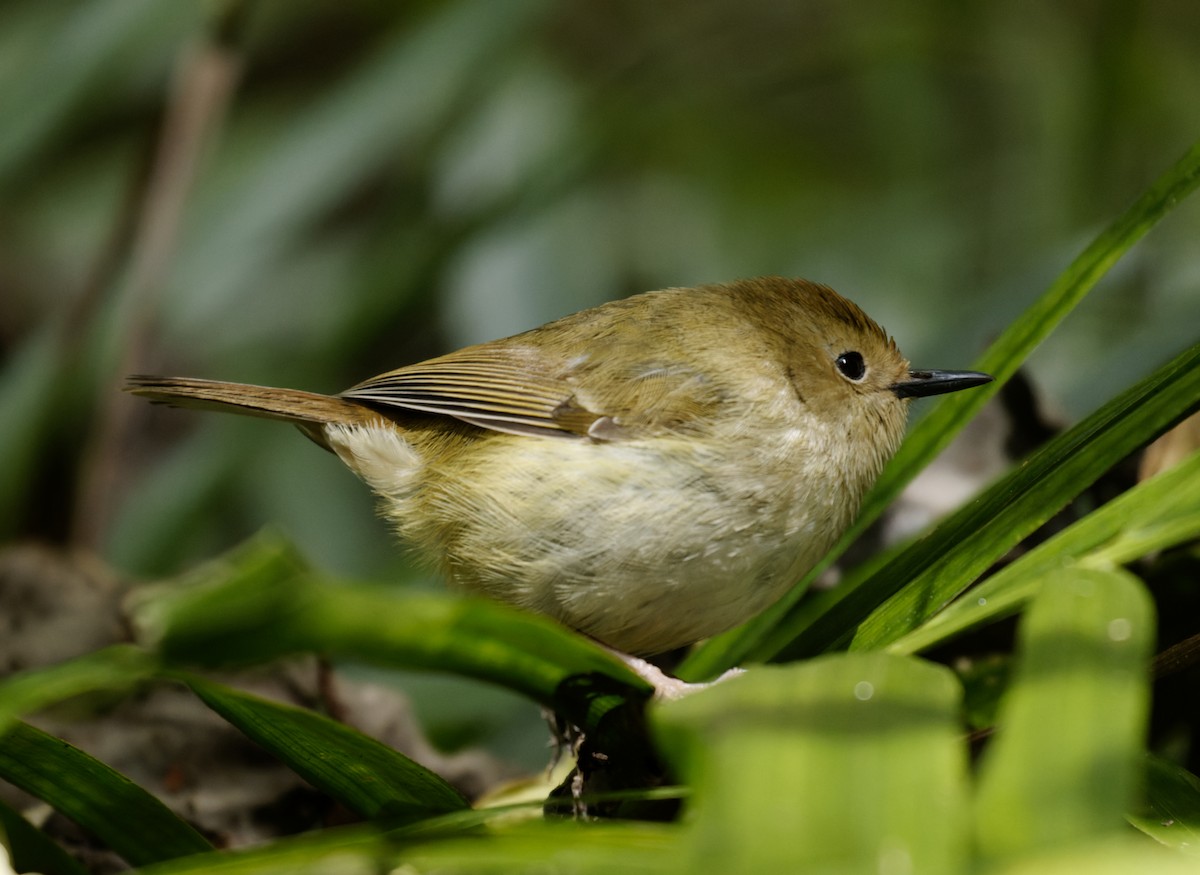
341,348 -> 601,439
340,325 -> 727,441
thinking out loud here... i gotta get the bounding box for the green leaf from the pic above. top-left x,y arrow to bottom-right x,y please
843,344 -> 1198,653
129,819 -> 679,875
394,821 -> 678,875
983,838 -> 1200,875
655,654 -> 968,873
185,676 -> 468,823
680,135 -> 1200,679
1128,754 -> 1200,855
138,533 -> 652,736
0,721 -> 212,867
889,445 -> 1200,655
974,566 -> 1154,857
0,796 -> 89,875
0,645 -> 158,736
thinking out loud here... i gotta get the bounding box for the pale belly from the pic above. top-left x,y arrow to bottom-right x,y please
327,422 -> 856,656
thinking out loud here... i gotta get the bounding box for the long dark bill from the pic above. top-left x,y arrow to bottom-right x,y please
890,369 -> 993,399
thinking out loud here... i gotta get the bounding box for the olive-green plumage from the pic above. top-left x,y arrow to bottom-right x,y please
128,277 -> 990,656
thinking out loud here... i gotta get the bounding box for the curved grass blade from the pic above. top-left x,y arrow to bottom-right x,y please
974,567 -> 1153,858
889,447 -> 1200,655
185,676 -> 467,824
680,135 -> 1200,680
843,342 -> 1198,653
138,533 -> 652,736
0,722 -> 212,867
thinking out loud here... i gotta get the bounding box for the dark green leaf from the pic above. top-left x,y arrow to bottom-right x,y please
845,342 -> 1198,653
0,795 -> 89,875
186,677 -> 467,823
0,0 -> 200,185
172,0 -> 550,307
890,443 -> 1200,654
0,722 -> 212,866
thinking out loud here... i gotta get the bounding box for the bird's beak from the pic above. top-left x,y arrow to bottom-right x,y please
891,369 -> 993,399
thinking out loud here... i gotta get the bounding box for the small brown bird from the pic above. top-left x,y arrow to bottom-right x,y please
128,277 -> 990,658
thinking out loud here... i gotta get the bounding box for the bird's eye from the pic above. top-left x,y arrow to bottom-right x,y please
835,351 -> 867,382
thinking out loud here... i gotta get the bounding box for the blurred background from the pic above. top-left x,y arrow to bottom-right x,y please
1,0 -> 1197,767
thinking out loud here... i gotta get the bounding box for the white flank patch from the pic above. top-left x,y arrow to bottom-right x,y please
323,423 -> 421,499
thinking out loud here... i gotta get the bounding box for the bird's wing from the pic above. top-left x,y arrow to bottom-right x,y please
340,342 -> 726,441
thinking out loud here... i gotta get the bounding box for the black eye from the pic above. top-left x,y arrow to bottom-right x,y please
835,351 -> 867,382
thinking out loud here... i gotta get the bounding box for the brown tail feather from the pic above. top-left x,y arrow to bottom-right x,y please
125,376 -> 377,447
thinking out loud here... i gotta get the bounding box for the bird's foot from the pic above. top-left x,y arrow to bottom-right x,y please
615,652 -> 745,701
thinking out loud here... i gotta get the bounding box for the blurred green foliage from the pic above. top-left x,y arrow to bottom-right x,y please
0,4 -> 1198,865
1,0 -> 1197,575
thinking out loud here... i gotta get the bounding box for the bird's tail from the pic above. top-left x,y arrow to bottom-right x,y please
125,376 -> 377,446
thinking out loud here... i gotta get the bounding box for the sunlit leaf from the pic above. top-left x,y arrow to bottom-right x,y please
889,447 -> 1200,655
974,567 -> 1154,857
656,654 -> 967,873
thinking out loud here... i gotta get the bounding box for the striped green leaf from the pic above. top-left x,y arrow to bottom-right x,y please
186,677 -> 468,823
0,722 -> 212,867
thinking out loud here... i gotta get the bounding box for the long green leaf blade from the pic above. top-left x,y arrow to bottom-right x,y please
974,567 -> 1154,857
185,677 -> 468,823
680,136 -> 1200,679
139,534 -> 651,736
0,722 -> 212,866
844,343 -> 1198,652
889,446 -> 1200,654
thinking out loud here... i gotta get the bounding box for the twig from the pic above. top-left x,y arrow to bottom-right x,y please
72,12 -> 245,549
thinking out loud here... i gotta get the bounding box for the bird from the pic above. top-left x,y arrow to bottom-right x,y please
127,277 -> 991,661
